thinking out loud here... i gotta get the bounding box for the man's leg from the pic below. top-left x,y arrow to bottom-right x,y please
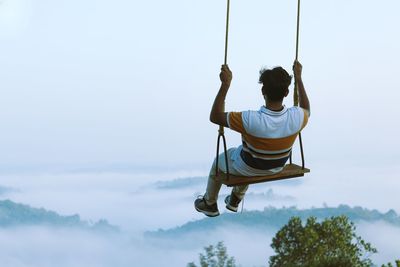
195,149 -> 236,217
224,184 -> 249,212
205,147 -> 249,202
195,148 -> 249,216
204,156 -> 249,205
204,159 -> 221,205
194,158 -> 221,217
224,149 -> 249,212
232,184 -> 249,200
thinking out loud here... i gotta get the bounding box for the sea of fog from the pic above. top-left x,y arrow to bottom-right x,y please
0,163 -> 399,266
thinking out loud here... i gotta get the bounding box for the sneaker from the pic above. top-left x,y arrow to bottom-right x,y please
194,197 -> 220,217
225,193 -> 241,212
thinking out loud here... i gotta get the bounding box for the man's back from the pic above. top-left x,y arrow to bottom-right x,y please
227,106 -> 308,176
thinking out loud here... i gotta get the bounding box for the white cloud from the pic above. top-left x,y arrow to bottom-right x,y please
358,222 -> 400,265
1,169 -> 400,266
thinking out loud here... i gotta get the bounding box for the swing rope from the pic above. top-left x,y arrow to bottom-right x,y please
289,0 -> 306,169
215,0 -> 231,179
224,0 -> 230,67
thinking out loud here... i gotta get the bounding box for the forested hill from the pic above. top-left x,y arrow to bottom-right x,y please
148,205 -> 400,238
0,199 -> 118,232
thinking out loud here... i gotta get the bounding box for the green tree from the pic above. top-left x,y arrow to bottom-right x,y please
382,260 -> 400,267
269,216 -> 377,267
187,241 -> 237,267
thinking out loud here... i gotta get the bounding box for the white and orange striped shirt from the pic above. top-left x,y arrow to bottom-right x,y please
227,106 -> 308,176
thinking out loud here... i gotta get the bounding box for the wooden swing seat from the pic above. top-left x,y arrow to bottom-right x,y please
213,164 -> 310,187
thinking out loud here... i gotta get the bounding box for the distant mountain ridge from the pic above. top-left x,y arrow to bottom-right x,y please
0,199 -> 118,232
148,205 -> 400,238
0,186 -> 16,195
153,177 -> 206,189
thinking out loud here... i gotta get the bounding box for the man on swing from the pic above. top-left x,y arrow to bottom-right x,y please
195,60 -> 310,217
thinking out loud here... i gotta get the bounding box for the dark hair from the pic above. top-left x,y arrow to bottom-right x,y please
259,67 -> 292,102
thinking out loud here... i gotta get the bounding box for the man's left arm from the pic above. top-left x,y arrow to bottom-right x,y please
209,65 -> 231,127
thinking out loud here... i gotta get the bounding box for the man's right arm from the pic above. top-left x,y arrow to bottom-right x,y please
293,60 -> 310,116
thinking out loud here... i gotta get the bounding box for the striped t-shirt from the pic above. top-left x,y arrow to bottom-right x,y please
227,105 -> 308,176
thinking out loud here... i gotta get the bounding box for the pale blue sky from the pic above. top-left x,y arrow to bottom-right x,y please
0,0 -> 399,173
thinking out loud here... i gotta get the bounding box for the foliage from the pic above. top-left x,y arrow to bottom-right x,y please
187,241 -> 237,267
382,260 -> 400,267
269,216 -> 377,267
